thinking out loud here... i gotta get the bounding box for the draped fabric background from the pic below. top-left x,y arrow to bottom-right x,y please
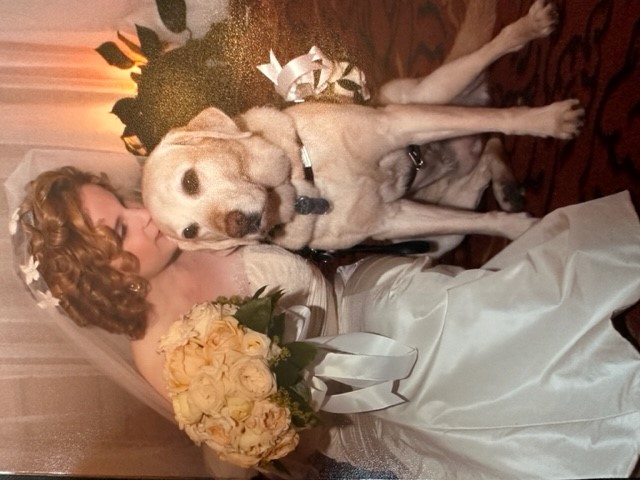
0,1 -> 228,476
0,0 -> 638,477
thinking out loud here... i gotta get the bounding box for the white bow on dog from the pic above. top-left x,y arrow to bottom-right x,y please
257,46 -> 370,103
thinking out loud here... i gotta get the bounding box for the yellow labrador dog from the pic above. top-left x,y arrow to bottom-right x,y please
142,0 -> 584,252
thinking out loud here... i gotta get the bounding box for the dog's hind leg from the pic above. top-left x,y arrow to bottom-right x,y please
378,0 -> 558,106
482,137 -> 525,213
374,199 -> 537,242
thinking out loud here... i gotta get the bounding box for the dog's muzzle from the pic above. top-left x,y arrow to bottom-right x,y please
225,210 -> 262,238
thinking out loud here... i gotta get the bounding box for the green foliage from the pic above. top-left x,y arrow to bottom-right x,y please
95,42 -> 135,69
95,0 -> 364,155
233,287 -> 283,335
136,24 -> 162,60
94,0 -> 202,154
156,0 -> 187,33
284,341 -> 317,369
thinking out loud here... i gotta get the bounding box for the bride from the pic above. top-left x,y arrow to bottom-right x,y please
8,149 -> 640,479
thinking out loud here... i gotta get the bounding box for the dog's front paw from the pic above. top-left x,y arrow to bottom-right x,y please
548,99 -> 585,140
525,0 -> 559,39
501,0 -> 559,53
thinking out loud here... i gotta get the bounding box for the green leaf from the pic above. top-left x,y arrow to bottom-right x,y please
286,384 -> 321,427
111,97 -> 139,125
117,31 -> 143,57
289,378 -> 312,404
269,289 -> 284,311
283,341 -> 317,369
135,24 -> 161,60
156,0 -> 187,33
252,285 -> 267,299
272,359 -> 301,387
234,296 -> 273,334
268,312 -> 285,340
95,42 -> 135,69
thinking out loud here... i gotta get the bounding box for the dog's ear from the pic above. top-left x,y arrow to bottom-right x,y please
163,107 -> 252,146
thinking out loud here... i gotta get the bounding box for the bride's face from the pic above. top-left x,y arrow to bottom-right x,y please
80,184 -> 178,279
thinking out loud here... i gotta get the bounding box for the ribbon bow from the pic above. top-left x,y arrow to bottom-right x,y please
287,306 -> 417,414
257,46 -> 333,102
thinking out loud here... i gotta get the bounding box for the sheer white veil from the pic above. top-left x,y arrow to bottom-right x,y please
6,148 -> 174,422
2,148 -> 224,477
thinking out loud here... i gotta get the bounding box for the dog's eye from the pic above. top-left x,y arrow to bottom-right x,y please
183,223 -> 199,239
181,168 -> 199,195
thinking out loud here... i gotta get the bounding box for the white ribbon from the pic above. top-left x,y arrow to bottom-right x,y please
258,46 -> 363,102
306,333 -> 417,413
285,307 -> 418,414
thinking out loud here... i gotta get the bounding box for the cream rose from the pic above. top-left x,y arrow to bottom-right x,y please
227,357 -> 276,400
266,429 -> 299,462
245,399 -> 291,438
164,341 -> 209,392
197,414 -> 236,453
188,366 -> 227,415
205,316 -> 244,351
172,391 -> 203,427
235,427 -> 274,457
240,329 -> 272,358
222,396 -> 254,423
158,318 -> 197,352
184,302 -> 222,336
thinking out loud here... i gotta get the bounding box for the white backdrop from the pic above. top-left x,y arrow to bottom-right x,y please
0,1 -> 229,477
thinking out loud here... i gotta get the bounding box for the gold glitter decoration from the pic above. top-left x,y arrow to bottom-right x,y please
106,0 -> 462,154
111,0 -> 369,154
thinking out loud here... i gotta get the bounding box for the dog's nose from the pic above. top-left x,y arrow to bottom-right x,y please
225,210 -> 261,238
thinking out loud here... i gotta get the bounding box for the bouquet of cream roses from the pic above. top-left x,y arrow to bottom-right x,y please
158,288 -> 320,469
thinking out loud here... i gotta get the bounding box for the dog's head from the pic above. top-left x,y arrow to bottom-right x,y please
142,107 -> 296,251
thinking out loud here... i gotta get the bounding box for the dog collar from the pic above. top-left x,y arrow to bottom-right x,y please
294,136 -> 331,215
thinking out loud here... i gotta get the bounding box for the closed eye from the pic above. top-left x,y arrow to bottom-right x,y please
115,216 -> 127,240
182,168 -> 200,195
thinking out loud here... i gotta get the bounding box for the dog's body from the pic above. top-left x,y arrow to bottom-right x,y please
142,0 -> 584,253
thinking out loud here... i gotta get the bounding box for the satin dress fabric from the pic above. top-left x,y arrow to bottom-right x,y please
321,192 -> 640,479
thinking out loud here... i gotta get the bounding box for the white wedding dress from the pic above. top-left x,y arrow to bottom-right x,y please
243,191 -> 640,479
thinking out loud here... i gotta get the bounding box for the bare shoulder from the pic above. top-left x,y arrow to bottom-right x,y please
129,310 -> 177,402
130,249 -> 250,400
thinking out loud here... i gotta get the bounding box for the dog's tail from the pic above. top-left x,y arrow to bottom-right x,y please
444,0 -> 497,63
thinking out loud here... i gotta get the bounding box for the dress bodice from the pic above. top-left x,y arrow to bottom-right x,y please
240,244 -> 338,337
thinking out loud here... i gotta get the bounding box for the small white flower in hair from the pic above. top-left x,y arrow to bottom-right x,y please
9,208 -> 19,235
36,290 -> 60,309
21,256 -> 40,284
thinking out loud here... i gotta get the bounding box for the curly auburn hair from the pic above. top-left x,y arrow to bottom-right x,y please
20,166 -> 151,339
